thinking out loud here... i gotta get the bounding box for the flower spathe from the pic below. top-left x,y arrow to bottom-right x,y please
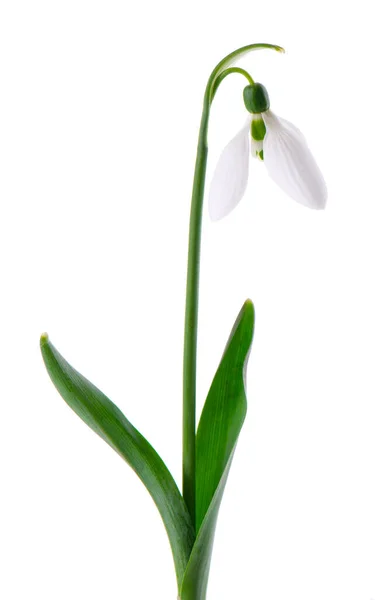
208,109 -> 327,221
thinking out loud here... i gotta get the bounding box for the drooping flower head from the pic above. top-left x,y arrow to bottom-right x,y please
209,80 -> 327,221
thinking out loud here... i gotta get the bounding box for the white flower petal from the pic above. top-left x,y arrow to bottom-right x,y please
208,118 -> 250,221
262,110 -> 327,210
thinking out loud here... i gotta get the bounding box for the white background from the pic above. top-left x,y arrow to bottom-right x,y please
1,1 -> 375,599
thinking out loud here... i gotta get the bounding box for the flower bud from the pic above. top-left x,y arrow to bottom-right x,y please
243,83 -> 270,114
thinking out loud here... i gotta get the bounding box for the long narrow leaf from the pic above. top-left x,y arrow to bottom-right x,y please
180,300 -> 255,599
196,299 -> 255,530
40,335 -> 195,587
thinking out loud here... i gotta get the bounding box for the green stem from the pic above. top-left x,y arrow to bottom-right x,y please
211,67 -> 255,99
182,42 -> 284,530
182,67 -> 250,527
182,104 -> 209,528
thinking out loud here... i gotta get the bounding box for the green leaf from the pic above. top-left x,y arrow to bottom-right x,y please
196,300 -> 255,529
40,335 -> 195,588
179,300 -> 255,600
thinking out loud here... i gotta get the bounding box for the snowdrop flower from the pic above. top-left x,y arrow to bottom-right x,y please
208,82 -> 327,221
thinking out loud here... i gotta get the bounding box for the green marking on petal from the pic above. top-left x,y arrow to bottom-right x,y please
251,118 -> 266,141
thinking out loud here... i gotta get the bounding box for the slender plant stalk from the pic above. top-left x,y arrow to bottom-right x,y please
182,41 -> 284,531
182,106 -> 209,528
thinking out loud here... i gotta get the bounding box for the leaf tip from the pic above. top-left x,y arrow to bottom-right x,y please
276,45 -> 286,53
40,332 -> 49,347
243,298 -> 255,321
